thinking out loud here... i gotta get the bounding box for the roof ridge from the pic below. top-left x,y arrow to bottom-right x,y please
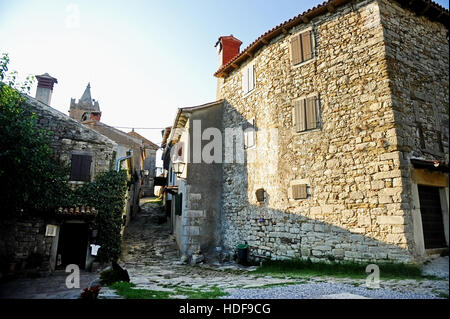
214,0 -> 449,78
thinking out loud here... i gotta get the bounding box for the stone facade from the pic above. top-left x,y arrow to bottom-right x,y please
25,96 -> 117,179
0,96 -> 117,277
216,0 -> 448,263
0,216 -> 55,275
164,102 -> 224,258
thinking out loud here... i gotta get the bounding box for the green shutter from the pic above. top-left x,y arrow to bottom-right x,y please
175,193 -> 183,216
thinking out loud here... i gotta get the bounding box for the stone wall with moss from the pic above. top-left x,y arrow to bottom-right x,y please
217,0 -> 447,263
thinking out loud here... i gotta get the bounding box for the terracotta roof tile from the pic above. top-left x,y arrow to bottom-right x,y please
56,206 -> 97,216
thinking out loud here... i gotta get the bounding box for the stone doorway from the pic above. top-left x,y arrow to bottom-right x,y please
418,185 -> 447,250
56,222 -> 89,270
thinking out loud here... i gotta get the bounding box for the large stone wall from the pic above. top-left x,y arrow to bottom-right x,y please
379,0 -> 449,257
217,0 -> 442,263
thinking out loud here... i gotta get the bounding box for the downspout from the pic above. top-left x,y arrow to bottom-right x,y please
115,149 -> 133,172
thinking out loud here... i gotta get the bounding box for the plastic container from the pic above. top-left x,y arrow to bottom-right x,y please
237,243 -> 248,265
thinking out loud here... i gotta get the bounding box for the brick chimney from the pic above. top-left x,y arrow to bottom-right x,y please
35,73 -> 58,105
215,35 -> 242,68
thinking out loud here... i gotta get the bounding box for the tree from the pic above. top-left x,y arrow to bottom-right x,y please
0,53 -> 70,215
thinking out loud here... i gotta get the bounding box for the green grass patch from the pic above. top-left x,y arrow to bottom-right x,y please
109,282 -> 228,299
435,291 -> 449,299
254,258 -> 428,280
110,282 -> 172,299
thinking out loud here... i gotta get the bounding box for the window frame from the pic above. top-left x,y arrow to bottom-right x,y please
69,152 -> 93,182
292,94 -> 322,133
242,62 -> 256,96
290,27 -> 316,68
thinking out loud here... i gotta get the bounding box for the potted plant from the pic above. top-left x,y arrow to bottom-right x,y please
79,285 -> 101,300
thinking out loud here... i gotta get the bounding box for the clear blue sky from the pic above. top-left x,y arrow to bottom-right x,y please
1,0 -> 448,149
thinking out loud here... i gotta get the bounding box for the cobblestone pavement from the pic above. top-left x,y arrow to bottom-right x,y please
98,200 -> 449,299
0,270 -> 98,299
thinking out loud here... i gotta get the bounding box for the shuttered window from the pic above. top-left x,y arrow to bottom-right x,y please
242,64 -> 255,95
292,184 -> 307,199
175,193 -> 183,216
70,154 -> 92,181
293,96 -> 320,132
291,30 -> 313,65
244,118 -> 256,149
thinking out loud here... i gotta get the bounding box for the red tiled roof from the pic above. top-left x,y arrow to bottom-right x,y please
127,130 -> 160,150
214,0 -> 449,78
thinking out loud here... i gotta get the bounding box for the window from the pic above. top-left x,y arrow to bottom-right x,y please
291,30 -> 314,65
70,154 -> 92,181
244,118 -> 256,149
292,184 -> 308,200
293,96 -> 320,132
242,63 -> 255,95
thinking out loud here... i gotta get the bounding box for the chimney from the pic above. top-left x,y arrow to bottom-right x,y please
215,35 -> 242,68
35,73 -> 58,105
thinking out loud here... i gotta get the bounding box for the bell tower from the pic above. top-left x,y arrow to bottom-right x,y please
69,83 -> 102,122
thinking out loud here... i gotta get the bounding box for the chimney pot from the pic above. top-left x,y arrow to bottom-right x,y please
35,73 -> 58,105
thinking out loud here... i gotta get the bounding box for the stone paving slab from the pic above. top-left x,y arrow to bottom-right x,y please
0,271 -> 98,299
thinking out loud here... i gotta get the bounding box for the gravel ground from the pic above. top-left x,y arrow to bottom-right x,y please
221,282 -> 441,299
422,256 -> 449,279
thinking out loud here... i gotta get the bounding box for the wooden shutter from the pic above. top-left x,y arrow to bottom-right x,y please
294,99 -> 306,132
242,67 -> 249,94
70,155 -> 82,181
70,154 -> 92,181
248,64 -> 255,92
291,34 -> 302,65
292,184 -> 307,199
244,119 -> 255,149
175,193 -> 183,216
80,155 -> 92,181
301,31 -> 313,61
306,97 -> 317,130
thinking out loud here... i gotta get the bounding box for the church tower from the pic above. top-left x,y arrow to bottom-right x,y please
69,83 -> 102,122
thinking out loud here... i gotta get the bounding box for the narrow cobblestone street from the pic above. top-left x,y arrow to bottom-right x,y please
0,199 -> 447,299
0,271 -> 98,299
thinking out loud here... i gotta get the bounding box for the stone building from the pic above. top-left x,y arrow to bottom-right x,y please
213,0 -> 448,264
69,83 -> 101,122
128,129 -> 160,197
161,101 -> 224,257
69,83 -> 159,223
0,74 -> 118,276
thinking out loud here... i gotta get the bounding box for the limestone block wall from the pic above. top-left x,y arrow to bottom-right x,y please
0,216 -> 56,274
379,0 -> 449,257
219,0 -> 419,263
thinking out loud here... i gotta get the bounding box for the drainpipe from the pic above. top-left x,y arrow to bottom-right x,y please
115,150 -> 133,172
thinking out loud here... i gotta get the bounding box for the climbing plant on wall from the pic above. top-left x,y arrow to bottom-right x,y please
71,170 -> 128,263
0,53 -> 71,215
